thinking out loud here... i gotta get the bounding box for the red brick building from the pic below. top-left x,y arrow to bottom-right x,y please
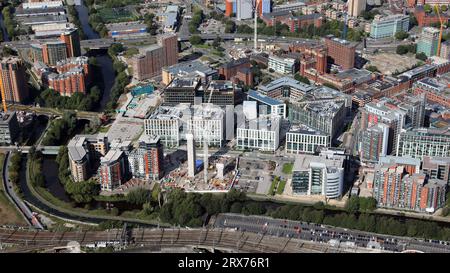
47,56 -> 90,97
235,67 -> 254,86
261,11 -> 323,33
218,58 -> 251,80
324,35 -> 356,70
415,6 -> 450,27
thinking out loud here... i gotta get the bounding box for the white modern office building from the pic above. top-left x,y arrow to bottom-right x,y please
369,14 -> 409,39
286,126 -> 330,154
291,150 -> 346,199
258,76 -> 314,100
247,90 -> 287,118
236,110 -> 281,152
145,103 -> 225,147
268,55 -> 296,74
144,106 -> 181,148
236,0 -> 252,20
396,128 -> 450,159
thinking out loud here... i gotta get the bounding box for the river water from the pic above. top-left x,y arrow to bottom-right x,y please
0,12 -> 10,42
75,0 -> 115,111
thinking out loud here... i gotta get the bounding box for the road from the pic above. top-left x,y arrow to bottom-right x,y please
213,213 -> 450,253
2,152 -> 44,229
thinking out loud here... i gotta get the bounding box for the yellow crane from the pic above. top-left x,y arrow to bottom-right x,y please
0,74 -> 7,113
436,5 -> 445,57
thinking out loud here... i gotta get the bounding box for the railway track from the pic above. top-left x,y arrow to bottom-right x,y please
0,227 -> 349,253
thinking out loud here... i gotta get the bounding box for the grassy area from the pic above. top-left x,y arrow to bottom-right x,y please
123,47 -> 139,58
277,180 -> 287,195
268,179 -> 277,196
97,7 -> 137,23
282,163 -> 294,174
94,194 -> 126,202
0,153 -> 27,226
194,44 -> 212,49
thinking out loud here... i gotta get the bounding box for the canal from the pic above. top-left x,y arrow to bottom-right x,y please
75,0 -> 115,111
17,155 -> 153,225
0,12 -> 10,42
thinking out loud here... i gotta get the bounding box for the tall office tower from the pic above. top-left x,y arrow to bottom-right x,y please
359,123 -> 389,164
186,133 -> 196,178
0,57 -> 29,104
373,163 -> 447,212
43,41 -> 68,66
139,135 -> 164,180
324,35 -> 356,70
158,33 -> 179,68
258,0 -> 271,16
132,34 -> 178,80
132,45 -> 164,81
440,40 -> 450,60
225,0 -> 234,17
360,101 -> 405,155
347,0 -> 366,17
98,149 -> 126,191
417,27 -> 440,57
236,0 -> 252,20
59,28 -> 81,58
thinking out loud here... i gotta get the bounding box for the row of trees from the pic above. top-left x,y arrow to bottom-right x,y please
155,188 -> 450,240
37,87 -> 102,112
2,6 -> 17,40
88,9 -> 109,38
28,148 -> 46,188
67,5 -> 86,40
236,19 -> 364,42
143,13 -> 158,35
188,8 -> 204,34
396,44 -> 416,55
41,112 -> 78,146
345,196 -> 377,213
8,151 -> 21,185
106,43 -> 130,113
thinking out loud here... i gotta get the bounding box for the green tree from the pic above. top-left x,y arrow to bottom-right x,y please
396,45 -> 409,55
395,31 -> 409,40
126,188 -> 151,205
345,196 -> 359,213
230,202 -> 243,213
189,35 -> 203,45
294,73 -> 311,84
416,52 -> 428,61
64,180 -> 100,203
366,65 -> 380,73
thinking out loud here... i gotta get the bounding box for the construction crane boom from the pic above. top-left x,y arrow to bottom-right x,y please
436,6 -> 445,57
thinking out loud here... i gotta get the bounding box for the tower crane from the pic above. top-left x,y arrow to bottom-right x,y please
253,0 -> 261,52
0,75 -> 7,112
436,5 -> 445,57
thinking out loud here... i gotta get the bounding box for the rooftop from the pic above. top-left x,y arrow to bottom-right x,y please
167,77 -> 200,89
248,90 -> 284,106
106,22 -> 148,31
164,60 -> 216,78
292,153 -> 345,173
206,80 -> 234,92
258,76 -> 314,94
100,149 -> 123,164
